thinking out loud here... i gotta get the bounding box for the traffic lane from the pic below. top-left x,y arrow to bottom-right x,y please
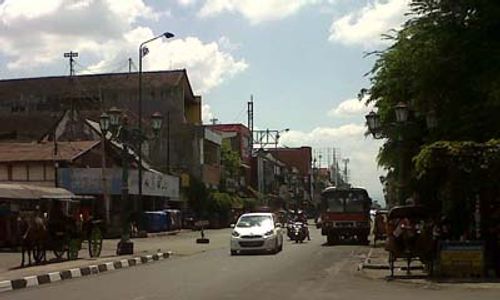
2,228 -> 341,300
4,229 -> 500,300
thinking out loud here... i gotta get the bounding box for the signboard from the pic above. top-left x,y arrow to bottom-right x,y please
439,241 -> 484,277
195,220 -> 209,227
58,168 -> 180,199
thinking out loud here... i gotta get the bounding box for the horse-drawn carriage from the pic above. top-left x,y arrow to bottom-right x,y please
385,206 -> 435,277
22,195 -> 104,266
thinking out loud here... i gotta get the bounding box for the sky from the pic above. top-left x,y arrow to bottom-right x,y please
0,0 -> 412,204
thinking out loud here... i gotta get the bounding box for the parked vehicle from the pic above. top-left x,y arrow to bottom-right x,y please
230,213 -> 283,255
319,187 -> 372,245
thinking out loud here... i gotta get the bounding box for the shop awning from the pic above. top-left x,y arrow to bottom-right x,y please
0,183 -> 74,200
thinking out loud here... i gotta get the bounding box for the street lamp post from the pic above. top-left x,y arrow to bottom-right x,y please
138,31 -> 175,214
365,102 -> 410,206
99,113 -> 111,225
105,107 -> 164,255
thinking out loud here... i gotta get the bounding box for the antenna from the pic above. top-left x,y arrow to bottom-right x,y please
64,51 -> 79,76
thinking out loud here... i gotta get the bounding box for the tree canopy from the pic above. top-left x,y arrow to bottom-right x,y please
361,0 -> 500,170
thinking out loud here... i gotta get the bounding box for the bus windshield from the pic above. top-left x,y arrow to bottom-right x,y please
322,189 -> 370,213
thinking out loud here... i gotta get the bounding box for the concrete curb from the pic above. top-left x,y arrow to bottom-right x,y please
146,230 -> 182,238
0,251 -> 173,294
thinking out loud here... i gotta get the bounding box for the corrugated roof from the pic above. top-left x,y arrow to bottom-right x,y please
0,183 -> 74,199
0,141 -> 99,163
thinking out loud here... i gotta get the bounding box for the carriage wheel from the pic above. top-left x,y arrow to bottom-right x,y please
32,244 -> 45,264
67,239 -> 80,260
88,226 -> 103,258
53,241 -> 65,259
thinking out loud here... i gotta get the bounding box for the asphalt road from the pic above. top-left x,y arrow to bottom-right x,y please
3,228 -> 499,300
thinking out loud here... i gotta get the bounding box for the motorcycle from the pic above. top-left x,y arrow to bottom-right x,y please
292,222 -> 307,243
286,220 -> 295,240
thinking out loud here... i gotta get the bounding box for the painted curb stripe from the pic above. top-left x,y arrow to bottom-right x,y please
70,268 -> 82,278
98,264 -> 107,273
11,279 -> 26,290
80,267 -> 91,276
37,274 -> 50,285
128,258 -> 137,266
105,262 -> 115,271
48,272 -> 61,282
1,251 -> 172,294
89,265 -> 99,274
120,259 -> 129,268
60,270 -> 72,280
0,281 -> 12,293
25,276 -> 38,287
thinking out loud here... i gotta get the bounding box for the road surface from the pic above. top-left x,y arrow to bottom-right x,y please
3,228 -> 498,300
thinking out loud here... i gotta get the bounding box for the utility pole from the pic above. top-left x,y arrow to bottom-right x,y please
64,51 -> 78,76
247,95 -> 254,155
210,118 -> 218,125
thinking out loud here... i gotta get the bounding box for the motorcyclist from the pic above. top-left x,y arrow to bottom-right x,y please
295,211 -> 311,241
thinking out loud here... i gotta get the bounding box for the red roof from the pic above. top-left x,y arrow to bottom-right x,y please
0,141 -> 99,163
206,124 -> 250,135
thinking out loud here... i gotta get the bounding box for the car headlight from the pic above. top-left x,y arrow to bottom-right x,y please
264,230 -> 274,236
232,231 -> 240,237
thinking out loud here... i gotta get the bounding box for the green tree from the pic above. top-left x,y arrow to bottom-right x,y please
220,139 -> 241,192
361,0 -> 500,181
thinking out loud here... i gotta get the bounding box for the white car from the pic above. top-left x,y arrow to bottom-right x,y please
230,213 -> 284,255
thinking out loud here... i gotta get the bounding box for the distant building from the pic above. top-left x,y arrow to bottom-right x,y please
267,147 -> 313,205
0,69 -> 222,201
206,123 -> 251,191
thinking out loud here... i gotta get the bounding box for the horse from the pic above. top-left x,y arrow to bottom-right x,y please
18,214 -> 47,267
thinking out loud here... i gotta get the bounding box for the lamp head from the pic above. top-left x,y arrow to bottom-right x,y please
163,32 -> 175,39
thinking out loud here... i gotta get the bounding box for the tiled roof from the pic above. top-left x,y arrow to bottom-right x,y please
0,141 -> 99,163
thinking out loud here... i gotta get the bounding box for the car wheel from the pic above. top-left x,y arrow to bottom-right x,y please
230,250 -> 238,256
272,239 -> 280,254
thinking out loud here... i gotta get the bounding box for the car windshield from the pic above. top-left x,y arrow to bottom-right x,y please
236,216 -> 273,228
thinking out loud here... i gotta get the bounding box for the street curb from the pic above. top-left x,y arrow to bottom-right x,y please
146,230 -> 183,238
0,251 -> 173,294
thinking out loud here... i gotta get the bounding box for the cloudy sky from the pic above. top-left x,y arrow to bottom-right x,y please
0,0 -> 411,203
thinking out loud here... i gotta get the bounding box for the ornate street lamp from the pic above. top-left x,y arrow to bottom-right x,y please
151,112 -> 163,136
105,107 -> 165,255
99,112 -> 111,225
365,111 -> 381,138
99,112 -> 110,133
108,107 -> 122,129
394,102 -> 409,123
